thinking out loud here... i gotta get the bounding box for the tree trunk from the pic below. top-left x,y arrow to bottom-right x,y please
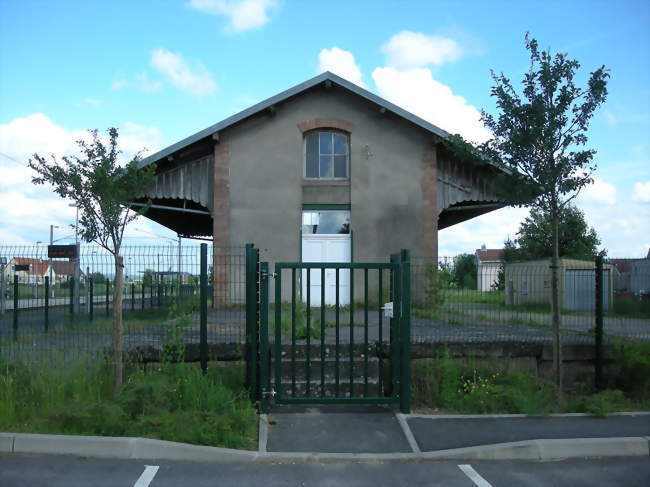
112,255 -> 124,395
550,199 -> 563,401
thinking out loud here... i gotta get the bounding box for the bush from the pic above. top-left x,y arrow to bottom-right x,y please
615,342 -> 650,400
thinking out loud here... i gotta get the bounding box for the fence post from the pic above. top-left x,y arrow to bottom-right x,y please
69,276 -> 75,320
44,276 -> 49,332
141,281 -> 145,309
595,255 -> 604,391
131,283 -> 135,311
200,243 -> 208,375
399,249 -> 412,414
13,275 -> 18,341
106,279 -> 110,317
88,277 -> 94,322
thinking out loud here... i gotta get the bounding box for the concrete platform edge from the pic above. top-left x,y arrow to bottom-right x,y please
2,432 -> 648,463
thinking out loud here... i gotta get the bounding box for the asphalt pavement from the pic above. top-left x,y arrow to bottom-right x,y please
1,453 -> 648,487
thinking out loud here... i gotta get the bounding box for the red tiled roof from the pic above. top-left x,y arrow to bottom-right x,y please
50,261 -> 76,276
610,258 -> 635,273
13,257 -> 49,276
476,249 -> 504,262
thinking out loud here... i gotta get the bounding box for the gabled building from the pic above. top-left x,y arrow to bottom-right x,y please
136,72 -> 507,304
475,246 -> 504,292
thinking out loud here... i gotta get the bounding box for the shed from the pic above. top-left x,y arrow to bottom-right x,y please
504,258 -> 613,312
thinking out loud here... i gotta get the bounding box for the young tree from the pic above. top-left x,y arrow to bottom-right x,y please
29,128 -> 155,394
509,205 -> 603,261
481,34 -> 609,394
452,253 -> 478,290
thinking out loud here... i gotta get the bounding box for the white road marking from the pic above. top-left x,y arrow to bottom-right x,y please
458,464 -> 492,487
134,465 -> 159,487
395,412 -> 421,453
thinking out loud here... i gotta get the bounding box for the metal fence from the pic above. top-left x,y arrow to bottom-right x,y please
2,245 -> 647,367
411,256 -> 650,345
0,245 -> 246,365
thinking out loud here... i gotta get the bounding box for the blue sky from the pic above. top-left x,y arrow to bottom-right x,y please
0,0 -> 648,256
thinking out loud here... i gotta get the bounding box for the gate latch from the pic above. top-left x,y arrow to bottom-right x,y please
262,388 -> 277,398
261,270 -> 277,279
382,302 -> 394,318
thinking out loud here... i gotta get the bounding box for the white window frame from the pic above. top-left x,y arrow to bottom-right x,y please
303,130 -> 350,180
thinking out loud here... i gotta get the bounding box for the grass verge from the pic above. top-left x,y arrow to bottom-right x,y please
0,358 -> 257,449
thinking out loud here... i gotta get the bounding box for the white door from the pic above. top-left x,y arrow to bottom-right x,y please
301,234 -> 351,306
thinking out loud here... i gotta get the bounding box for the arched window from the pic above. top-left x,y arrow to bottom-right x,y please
304,130 -> 349,179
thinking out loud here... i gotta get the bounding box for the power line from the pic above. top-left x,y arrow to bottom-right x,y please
0,152 -> 29,168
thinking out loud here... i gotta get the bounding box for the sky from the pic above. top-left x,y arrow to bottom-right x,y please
0,0 -> 648,257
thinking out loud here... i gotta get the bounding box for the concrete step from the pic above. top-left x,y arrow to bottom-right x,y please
272,357 -> 381,381
272,379 -> 386,399
273,343 -> 380,359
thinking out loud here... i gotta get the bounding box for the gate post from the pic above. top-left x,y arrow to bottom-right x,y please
245,243 -> 259,403
399,249 -> 412,414
259,261 -> 270,413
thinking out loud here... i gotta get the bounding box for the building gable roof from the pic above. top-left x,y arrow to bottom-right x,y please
140,71 -> 450,168
476,249 -> 504,262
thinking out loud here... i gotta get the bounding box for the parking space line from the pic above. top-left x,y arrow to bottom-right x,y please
134,465 -> 159,487
458,464 -> 492,487
395,412 -> 421,453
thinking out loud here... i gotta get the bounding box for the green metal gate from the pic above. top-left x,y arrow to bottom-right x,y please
246,246 -> 411,413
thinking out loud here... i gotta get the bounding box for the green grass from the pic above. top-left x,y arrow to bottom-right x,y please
0,358 -> 257,449
412,348 -> 650,415
441,289 -> 504,305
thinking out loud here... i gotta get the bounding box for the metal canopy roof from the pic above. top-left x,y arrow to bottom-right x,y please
139,71 -> 451,168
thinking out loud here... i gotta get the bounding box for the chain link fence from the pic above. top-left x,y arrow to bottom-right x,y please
2,245 -> 647,367
0,245 -> 246,365
411,256 -> 650,345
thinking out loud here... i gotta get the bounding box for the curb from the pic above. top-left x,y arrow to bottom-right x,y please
1,433 -> 648,463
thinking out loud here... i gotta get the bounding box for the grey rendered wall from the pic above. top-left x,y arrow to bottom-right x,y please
225,89 -> 432,256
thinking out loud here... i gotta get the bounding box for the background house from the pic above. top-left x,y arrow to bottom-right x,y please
475,245 -> 504,292
610,258 -> 634,293
505,258 -> 613,311
4,257 -> 51,284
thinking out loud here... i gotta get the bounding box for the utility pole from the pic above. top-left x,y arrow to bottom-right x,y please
0,257 -> 6,315
69,204 -> 80,314
49,224 -> 58,298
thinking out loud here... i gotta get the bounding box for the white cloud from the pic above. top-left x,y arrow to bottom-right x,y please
111,73 -> 128,91
633,181 -> 650,203
150,49 -> 216,96
438,207 -> 529,256
317,47 -> 366,88
188,0 -> 277,32
135,71 -> 163,93
381,31 -> 463,70
0,114 -> 163,244
577,176 -> 617,206
603,109 -> 617,126
83,98 -> 102,106
372,66 -> 491,143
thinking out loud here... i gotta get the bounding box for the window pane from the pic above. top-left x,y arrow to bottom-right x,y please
302,211 -> 350,234
305,132 -> 318,177
333,155 -> 347,178
319,132 -> 333,155
319,155 -> 333,178
333,133 -> 348,155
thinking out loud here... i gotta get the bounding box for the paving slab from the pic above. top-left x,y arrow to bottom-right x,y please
407,414 -> 650,452
266,405 -> 412,453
